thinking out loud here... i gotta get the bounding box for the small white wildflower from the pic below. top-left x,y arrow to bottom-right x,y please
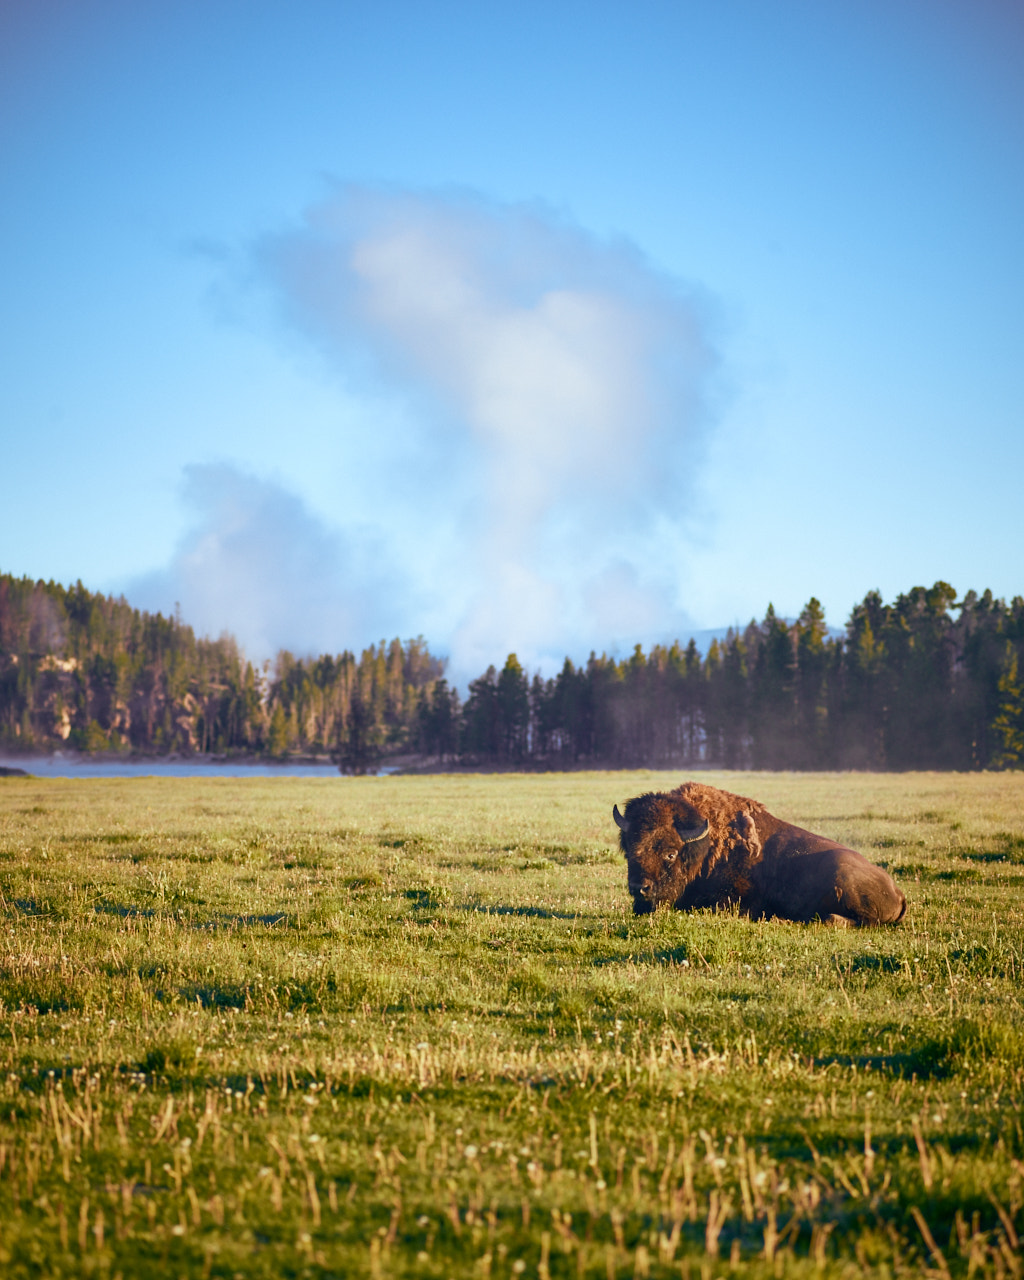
464,1144 -> 478,1159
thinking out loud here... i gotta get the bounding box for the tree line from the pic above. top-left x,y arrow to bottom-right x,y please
0,574 -> 442,765
448,585 -> 1024,771
1,572 -> 1022,770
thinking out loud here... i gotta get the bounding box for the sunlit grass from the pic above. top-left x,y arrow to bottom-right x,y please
0,770 -> 1022,1277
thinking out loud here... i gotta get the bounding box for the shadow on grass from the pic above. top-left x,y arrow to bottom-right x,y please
809,1050 -> 950,1078
93,902 -> 288,929
461,903 -> 584,920
13,897 -> 49,915
591,944 -> 727,969
813,1017 -> 1024,1079
848,954 -> 903,974
59,832 -> 146,845
0,976 -> 84,1013
995,832 -> 1024,862
172,982 -> 251,1010
172,974 -> 330,1011
590,946 -> 684,969
194,912 -> 288,930
95,901 -> 155,918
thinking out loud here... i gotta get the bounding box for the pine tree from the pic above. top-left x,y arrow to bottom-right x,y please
462,666 -> 500,760
681,638 -> 703,762
337,686 -> 382,775
496,654 -> 530,760
842,592 -> 886,767
750,605 -> 796,767
991,645 -> 1024,769
719,630 -> 749,767
267,705 -> 289,757
794,597 -> 829,768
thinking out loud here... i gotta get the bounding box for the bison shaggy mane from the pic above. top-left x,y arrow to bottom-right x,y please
613,781 -> 906,927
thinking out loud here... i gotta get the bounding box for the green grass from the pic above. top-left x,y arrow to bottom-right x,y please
0,769 -> 1022,1278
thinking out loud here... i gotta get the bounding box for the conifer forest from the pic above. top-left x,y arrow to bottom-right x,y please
1,573 -> 1021,772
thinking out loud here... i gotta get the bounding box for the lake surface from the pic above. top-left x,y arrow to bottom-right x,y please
0,756 -> 349,779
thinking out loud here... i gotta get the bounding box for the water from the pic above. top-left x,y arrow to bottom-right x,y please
0,755 -> 348,779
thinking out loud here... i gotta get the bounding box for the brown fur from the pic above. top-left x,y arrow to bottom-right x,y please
614,781 -> 907,926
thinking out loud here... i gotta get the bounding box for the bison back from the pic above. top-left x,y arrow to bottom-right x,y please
755,824 -> 906,926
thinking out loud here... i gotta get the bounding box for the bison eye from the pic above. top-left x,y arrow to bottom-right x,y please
664,849 -> 678,865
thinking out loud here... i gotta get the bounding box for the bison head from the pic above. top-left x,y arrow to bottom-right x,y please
613,793 -> 710,914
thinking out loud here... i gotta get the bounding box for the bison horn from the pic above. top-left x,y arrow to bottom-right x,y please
612,805 -> 629,833
673,816 -> 710,844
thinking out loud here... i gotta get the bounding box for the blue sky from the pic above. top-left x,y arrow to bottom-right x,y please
2,0 -> 1022,679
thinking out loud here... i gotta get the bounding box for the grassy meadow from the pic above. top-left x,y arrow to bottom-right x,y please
0,769 -> 1022,1278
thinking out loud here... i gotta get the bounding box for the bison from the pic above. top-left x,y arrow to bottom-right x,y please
613,781 -> 906,926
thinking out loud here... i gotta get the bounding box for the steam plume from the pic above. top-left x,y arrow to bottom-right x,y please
259,187 -> 719,677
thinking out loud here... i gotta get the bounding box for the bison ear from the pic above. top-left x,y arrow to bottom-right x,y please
732,811 -> 762,857
613,805 -> 629,834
